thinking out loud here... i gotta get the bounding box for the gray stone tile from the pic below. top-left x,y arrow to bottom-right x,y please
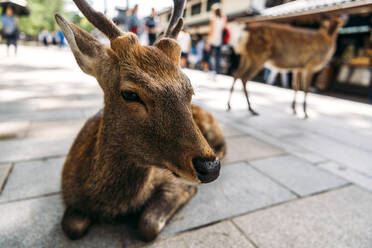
0,121 -> 30,140
285,133 -> 372,177
291,150 -> 328,164
223,135 -> 285,164
144,235 -> 189,248
0,195 -> 122,248
223,121 -> 326,164
0,163 -> 13,194
161,163 -> 296,237
0,108 -> 86,122
0,157 -> 64,203
0,135 -> 74,163
319,161 -> 372,192
251,155 -> 348,196
27,119 -> 85,138
219,123 -> 245,138
233,186 -> 372,248
185,221 -> 254,248
149,221 -> 254,248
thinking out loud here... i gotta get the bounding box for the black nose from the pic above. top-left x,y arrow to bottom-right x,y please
192,157 -> 220,183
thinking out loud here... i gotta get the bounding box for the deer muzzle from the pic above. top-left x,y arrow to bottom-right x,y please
192,157 -> 220,183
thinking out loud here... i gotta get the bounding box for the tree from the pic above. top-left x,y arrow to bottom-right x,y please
18,0 -> 65,36
16,0 -> 94,36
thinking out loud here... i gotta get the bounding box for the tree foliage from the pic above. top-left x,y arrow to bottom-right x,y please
18,0 -> 65,36
12,0 -> 93,36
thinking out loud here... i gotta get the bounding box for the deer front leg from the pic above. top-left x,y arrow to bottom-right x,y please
138,183 -> 197,241
227,78 -> 237,111
301,71 -> 312,119
61,206 -> 92,240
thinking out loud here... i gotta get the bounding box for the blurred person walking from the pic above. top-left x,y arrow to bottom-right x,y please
127,4 -> 140,35
1,6 -> 18,56
177,27 -> 191,68
207,3 -> 226,76
144,8 -> 159,46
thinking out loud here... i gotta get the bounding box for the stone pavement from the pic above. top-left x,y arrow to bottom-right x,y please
0,46 -> 372,247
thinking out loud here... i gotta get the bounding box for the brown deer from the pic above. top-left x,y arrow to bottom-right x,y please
55,0 -> 226,241
227,17 -> 345,118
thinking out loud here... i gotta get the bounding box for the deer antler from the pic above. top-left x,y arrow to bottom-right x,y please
164,0 -> 186,38
72,0 -> 123,40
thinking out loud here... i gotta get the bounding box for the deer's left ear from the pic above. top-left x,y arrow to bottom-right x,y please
154,38 -> 181,65
55,14 -> 116,78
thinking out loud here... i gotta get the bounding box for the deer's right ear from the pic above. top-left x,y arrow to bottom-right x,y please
55,14 -> 116,78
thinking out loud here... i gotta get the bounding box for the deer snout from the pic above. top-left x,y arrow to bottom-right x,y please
192,157 -> 220,183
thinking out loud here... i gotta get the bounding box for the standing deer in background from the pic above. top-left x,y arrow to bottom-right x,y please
227,17 -> 345,118
56,0 -> 226,241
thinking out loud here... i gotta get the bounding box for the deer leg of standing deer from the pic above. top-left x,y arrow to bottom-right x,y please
303,92 -> 308,119
243,82 -> 258,115
227,79 -> 237,111
292,71 -> 300,115
301,71 -> 311,119
138,183 -> 197,241
61,206 -> 92,240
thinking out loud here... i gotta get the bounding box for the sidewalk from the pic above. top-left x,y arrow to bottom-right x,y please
1,46 -> 372,248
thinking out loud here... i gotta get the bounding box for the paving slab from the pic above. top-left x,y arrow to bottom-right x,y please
319,161 -> 372,192
233,186 -> 372,248
27,119 -> 85,138
285,133 -> 372,178
0,163 -> 13,194
223,120 -> 328,164
0,195 -> 123,248
251,155 -> 349,196
161,162 -> 296,237
218,122 -> 245,138
0,135 -> 74,163
223,135 -> 285,164
0,157 -> 64,203
147,221 -> 254,248
0,121 -> 30,140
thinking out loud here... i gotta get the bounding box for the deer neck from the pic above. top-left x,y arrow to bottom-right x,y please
92,110 -> 152,199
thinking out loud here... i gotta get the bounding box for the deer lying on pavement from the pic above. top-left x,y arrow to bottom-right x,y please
56,0 -> 226,241
227,17 -> 345,118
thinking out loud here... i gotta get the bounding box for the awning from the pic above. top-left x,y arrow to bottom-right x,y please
237,0 -> 372,23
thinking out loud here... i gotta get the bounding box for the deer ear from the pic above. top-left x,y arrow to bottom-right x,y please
154,38 -> 181,65
55,14 -> 114,77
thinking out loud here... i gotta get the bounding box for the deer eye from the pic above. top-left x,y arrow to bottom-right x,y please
121,91 -> 143,103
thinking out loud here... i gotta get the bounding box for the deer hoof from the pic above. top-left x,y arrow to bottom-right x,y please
61,207 -> 92,240
226,105 -> 231,112
249,109 -> 259,116
138,216 -> 164,242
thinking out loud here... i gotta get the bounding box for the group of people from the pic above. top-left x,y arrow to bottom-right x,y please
126,5 -> 160,46
177,4 -> 228,77
38,29 -> 65,47
125,2 -> 228,76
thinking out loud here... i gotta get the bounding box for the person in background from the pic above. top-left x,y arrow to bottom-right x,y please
58,30 -> 65,47
144,8 -> 159,46
202,36 -> 210,72
266,67 -> 289,88
207,3 -> 227,76
177,26 -> 191,68
127,4 -> 140,35
1,6 -> 18,56
39,29 -> 50,46
188,38 -> 200,69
